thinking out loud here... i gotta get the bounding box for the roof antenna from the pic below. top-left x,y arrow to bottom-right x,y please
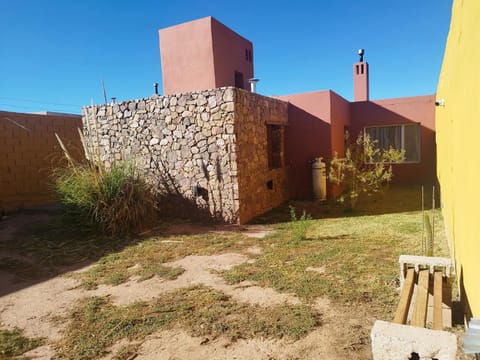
358,48 -> 365,62
101,79 -> 108,105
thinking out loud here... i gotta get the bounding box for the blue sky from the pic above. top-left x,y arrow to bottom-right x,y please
0,1 -> 452,114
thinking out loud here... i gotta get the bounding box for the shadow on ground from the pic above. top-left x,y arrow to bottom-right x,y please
0,185 -> 435,298
0,203 -> 242,298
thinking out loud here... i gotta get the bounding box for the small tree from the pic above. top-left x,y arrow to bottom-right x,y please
329,132 -> 405,210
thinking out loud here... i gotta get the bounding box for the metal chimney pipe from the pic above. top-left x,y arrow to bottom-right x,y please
358,48 -> 365,62
248,78 -> 260,93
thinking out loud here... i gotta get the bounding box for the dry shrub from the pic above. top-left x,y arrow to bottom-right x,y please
54,131 -> 156,237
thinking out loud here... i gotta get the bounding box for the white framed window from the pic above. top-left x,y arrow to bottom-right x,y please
364,123 -> 421,163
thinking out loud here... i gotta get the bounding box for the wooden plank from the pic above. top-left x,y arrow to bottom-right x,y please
393,268 -> 415,324
433,271 -> 443,330
412,269 -> 429,327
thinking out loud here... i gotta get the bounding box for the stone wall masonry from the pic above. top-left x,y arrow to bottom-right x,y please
234,89 -> 289,223
82,87 -> 289,224
82,87 -> 240,223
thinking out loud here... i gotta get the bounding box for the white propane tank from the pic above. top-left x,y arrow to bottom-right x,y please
312,157 -> 327,200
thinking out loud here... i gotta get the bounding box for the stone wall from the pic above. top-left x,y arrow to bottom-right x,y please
234,90 -> 289,223
82,87 -> 289,224
0,111 -> 83,211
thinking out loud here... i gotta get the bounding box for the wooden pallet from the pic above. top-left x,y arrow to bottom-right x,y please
393,268 -> 449,330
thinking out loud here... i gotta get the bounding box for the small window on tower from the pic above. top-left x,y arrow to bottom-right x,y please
245,49 -> 249,60
248,50 -> 252,62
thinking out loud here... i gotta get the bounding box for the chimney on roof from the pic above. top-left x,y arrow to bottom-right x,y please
248,78 -> 259,93
353,48 -> 369,101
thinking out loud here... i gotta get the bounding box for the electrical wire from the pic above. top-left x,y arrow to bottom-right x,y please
0,96 -> 82,108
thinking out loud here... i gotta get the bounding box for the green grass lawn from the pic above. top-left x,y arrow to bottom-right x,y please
225,206 -> 448,318
0,185 -> 452,359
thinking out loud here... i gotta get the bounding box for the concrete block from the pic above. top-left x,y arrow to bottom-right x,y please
371,320 -> 457,360
399,255 -> 452,289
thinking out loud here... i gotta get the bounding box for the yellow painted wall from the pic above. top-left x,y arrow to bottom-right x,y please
436,0 -> 480,318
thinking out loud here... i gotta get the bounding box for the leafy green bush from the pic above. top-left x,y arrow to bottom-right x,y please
329,132 -> 405,210
55,160 -> 156,237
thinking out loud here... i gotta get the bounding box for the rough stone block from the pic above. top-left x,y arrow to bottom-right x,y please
371,320 -> 457,360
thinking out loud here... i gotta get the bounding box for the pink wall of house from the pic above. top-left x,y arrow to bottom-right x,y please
277,90 -> 352,199
329,91 -> 351,158
159,16 -> 253,95
350,95 -> 437,185
160,17 -> 216,95
277,91 -> 332,199
328,92 -> 351,198
211,18 -> 254,91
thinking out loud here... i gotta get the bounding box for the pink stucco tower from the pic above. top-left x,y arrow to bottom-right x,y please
353,49 -> 369,101
159,16 -> 254,95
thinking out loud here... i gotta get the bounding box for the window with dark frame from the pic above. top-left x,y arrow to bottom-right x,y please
364,123 -> 421,163
267,124 -> 283,169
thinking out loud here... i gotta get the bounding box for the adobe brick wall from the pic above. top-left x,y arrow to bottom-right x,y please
0,111 -> 83,211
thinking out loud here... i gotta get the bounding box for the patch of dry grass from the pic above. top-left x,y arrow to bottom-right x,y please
56,286 -> 320,360
72,231 -> 258,289
0,328 -> 44,359
2,185 -> 453,359
223,186 -> 448,319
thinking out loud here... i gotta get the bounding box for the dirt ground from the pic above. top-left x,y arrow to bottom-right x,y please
0,208 -> 457,359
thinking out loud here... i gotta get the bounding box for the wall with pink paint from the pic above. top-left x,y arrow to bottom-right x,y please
328,92 -> 351,198
211,18 -> 253,90
353,61 -> 369,101
160,16 -> 253,95
329,91 -> 351,157
277,91 -> 334,199
350,95 -> 436,185
160,17 -> 216,95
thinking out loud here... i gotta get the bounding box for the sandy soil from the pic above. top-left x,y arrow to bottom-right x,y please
0,211 -> 372,360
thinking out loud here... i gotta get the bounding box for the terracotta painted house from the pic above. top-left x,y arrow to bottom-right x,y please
82,16 -> 436,224
159,16 -> 437,201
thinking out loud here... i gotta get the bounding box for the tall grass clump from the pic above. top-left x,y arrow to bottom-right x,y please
288,206 -> 312,242
54,131 -> 156,237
